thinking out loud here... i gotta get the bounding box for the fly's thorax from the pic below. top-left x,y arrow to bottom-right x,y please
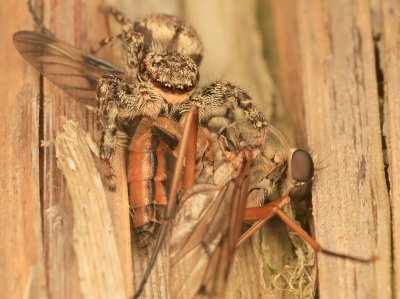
137,51 -> 199,105
134,14 -> 203,65
248,147 -> 287,204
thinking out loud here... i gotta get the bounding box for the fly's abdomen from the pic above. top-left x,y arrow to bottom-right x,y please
127,118 -> 167,247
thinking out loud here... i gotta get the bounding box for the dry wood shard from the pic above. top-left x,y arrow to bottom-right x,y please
54,120 -> 126,299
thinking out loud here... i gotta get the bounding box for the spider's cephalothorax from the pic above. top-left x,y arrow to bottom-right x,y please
93,11 -> 203,73
133,14 -> 203,65
138,50 -> 199,104
96,50 -> 200,164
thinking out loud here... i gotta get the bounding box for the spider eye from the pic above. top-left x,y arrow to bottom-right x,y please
162,83 -> 173,92
152,61 -> 162,68
175,85 -> 187,94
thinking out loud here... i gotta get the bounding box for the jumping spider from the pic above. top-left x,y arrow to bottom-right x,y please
94,9 -> 268,188
15,3 -> 269,247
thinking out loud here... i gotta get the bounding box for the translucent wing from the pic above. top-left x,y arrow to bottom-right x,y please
169,151 -> 250,299
13,31 -> 124,107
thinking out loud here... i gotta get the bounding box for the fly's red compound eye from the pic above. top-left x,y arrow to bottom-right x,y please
291,149 -> 314,182
289,182 -> 313,201
289,149 -> 314,201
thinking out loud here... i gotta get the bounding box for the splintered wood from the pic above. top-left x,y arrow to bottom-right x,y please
54,121 -> 126,299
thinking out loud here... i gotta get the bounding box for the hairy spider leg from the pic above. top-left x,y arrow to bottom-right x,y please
28,0 -> 54,36
101,5 -> 133,29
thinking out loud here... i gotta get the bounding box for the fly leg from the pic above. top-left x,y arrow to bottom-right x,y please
131,112 -> 204,248
153,110 -> 210,191
237,196 -> 375,263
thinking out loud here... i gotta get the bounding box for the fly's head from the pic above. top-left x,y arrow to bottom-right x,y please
282,149 -> 315,202
247,124 -> 314,205
138,50 -> 199,105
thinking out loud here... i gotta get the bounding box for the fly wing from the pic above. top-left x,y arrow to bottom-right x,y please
170,156 -> 250,299
13,31 -> 124,107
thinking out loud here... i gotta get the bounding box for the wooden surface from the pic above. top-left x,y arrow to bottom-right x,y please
1,0 -> 398,299
54,121 -> 126,299
39,1 -> 133,298
270,0 -> 395,298
382,1 -> 400,297
0,2 -> 48,299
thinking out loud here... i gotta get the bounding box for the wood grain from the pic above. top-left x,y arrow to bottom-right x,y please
269,0 -> 394,298
39,0 -> 132,298
38,1 -> 129,298
184,0 -> 276,119
0,1 -> 48,299
54,121 -> 126,299
381,0 -> 400,297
